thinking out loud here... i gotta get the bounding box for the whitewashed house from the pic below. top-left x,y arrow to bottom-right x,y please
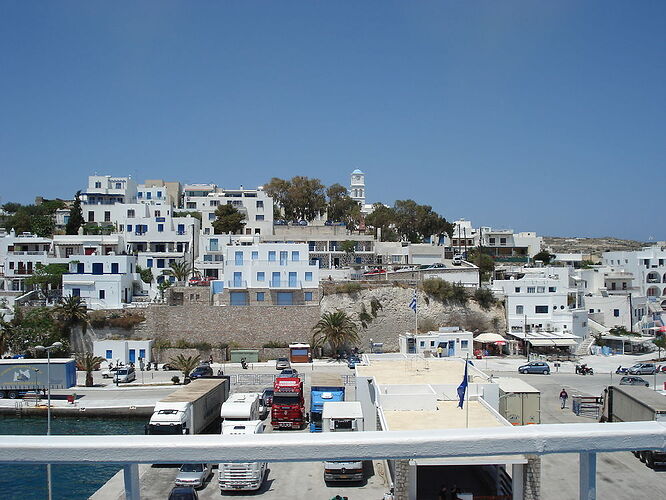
399,327 -> 474,357
93,339 -> 154,365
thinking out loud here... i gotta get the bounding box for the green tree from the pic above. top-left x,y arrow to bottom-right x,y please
212,204 -> 246,234
326,184 -> 360,227
169,354 -> 201,380
264,176 -> 326,221
311,310 -> 360,355
66,191 -> 85,235
136,265 -> 154,284
364,204 -> 397,241
168,261 -> 192,282
76,352 -> 105,387
467,248 -> 495,282
31,214 -> 55,237
173,211 -> 202,222
158,280 -> 172,301
1,202 -> 21,213
25,263 -> 69,291
2,307 -> 65,356
654,335 -> 666,361
340,240 -> 357,255
533,251 -> 556,264
53,295 -> 89,335
473,288 -> 496,310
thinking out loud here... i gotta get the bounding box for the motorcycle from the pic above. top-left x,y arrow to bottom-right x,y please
616,365 -> 628,374
575,364 -> 594,375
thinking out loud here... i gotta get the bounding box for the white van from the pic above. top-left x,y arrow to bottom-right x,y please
220,392 -> 261,425
218,420 -> 268,491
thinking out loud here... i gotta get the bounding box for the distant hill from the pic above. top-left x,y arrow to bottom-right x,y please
543,236 -> 647,258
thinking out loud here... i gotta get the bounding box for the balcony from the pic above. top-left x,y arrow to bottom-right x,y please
226,280 -> 247,289
8,251 -> 48,256
269,280 -> 302,289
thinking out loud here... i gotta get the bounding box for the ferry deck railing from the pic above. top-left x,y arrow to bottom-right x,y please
0,421 -> 665,500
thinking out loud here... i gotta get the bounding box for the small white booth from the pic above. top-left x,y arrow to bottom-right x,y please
93,340 -> 154,365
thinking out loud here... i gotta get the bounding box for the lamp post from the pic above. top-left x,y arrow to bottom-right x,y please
35,341 -> 63,500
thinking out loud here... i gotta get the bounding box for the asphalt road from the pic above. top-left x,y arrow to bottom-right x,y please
490,370 -> 666,500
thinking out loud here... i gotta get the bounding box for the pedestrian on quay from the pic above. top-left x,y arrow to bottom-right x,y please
560,388 -> 569,409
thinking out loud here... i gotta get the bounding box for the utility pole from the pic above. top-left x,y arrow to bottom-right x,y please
478,226 -> 483,287
628,293 -> 634,333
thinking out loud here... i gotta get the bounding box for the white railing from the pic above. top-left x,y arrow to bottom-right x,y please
0,422 -> 664,500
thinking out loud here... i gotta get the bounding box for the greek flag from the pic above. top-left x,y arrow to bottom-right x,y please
457,360 -> 469,409
409,292 -> 417,312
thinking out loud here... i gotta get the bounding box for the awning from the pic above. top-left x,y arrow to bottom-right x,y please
527,338 -> 578,347
474,333 -> 506,343
65,281 -> 95,286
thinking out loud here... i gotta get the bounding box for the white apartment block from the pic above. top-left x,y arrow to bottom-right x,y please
450,219 -> 542,263
0,230 -> 57,294
219,243 -> 319,306
140,180 -> 182,207
603,245 -> 666,309
196,234 -> 260,280
62,255 -> 141,309
80,175 -> 138,225
374,241 -> 446,266
493,267 -> 588,344
183,184 -> 274,236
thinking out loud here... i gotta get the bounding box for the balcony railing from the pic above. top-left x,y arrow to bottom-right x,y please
226,280 -> 248,289
0,421 -> 663,500
269,280 -> 302,289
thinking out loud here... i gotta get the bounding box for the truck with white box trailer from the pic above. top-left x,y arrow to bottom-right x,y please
322,401 -> 364,482
146,378 -> 229,435
220,392 -> 261,425
218,419 -> 268,491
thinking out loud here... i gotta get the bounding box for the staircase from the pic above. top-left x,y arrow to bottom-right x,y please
575,336 -> 596,356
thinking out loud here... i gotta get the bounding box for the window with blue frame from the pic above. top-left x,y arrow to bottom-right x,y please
158,224 -> 164,232
147,259 -> 153,268
72,288 -> 80,297
304,292 -> 313,301
137,192 -> 142,198
230,291 -> 248,306
209,213 -> 215,220
235,251 -> 243,265
177,224 -> 185,234
77,263 -> 85,273
111,263 -> 119,274
257,272 -> 265,281
251,251 -> 258,260
209,238 -> 218,251
280,251 -> 288,265
157,191 -> 162,198
256,215 -> 264,221
105,350 -> 112,359
268,251 -> 276,262
92,263 -> 103,275
146,192 -> 152,199
256,292 -> 265,302
127,225 -> 132,232
305,272 -> 313,281
204,255 -> 212,262
291,251 -> 299,261
99,290 -> 105,299
157,259 -> 165,268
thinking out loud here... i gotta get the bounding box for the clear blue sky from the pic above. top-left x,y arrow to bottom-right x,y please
1,1 -> 664,241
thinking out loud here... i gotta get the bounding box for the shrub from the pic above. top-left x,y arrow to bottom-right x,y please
334,282 -> 362,294
107,313 -> 145,329
171,376 -> 180,385
174,339 -> 189,349
154,339 -> 172,349
89,310 -> 107,329
473,288 -> 496,310
422,278 -> 468,305
263,341 -> 288,348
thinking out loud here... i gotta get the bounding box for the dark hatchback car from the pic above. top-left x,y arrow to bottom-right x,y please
619,376 -> 650,387
168,486 -> 198,500
189,365 -> 213,380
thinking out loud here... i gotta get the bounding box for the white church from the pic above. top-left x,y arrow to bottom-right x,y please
349,169 -> 374,214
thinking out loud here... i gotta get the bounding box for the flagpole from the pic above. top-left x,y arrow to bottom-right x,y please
465,353 -> 469,429
415,288 -> 418,334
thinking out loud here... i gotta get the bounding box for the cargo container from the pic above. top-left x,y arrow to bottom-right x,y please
496,377 -> 540,425
310,372 -> 345,432
0,359 -> 77,399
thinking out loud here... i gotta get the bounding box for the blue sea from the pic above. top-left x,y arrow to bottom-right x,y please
0,415 -> 146,500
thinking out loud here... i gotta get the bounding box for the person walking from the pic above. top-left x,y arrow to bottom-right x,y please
560,388 -> 568,409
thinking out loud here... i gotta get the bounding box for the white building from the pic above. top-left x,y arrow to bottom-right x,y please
62,255 -> 141,309
450,219 -> 542,263
399,327 -> 473,357
0,229 -> 57,295
183,184 -> 274,237
493,267 -> 588,349
79,175 -> 138,226
93,339 -> 154,365
219,243 -> 319,306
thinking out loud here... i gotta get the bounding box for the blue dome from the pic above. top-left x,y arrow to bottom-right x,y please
352,169 -> 364,174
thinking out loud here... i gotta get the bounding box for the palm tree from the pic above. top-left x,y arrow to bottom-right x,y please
168,261 -> 192,283
53,295 -> 89,334
312,310 -> 360,356
76,352 -> 105,387
169,354 -> 201,380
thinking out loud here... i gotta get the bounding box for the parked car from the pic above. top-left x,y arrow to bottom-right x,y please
628,363 -> 656,375
259,388 -> 274,419
113,367 -> 136,383
452,254 -> 464,265
101,365 -> 119,379
274,220 -> 288,226
427,263 -> 446,269
189,365 -> 213,380
168,486 -> 199,500
518,361 -> 551,375
363,268 -> 386,276
279,368 -> 299,378
619,376 -> 650,387
348,356 -> 361,369
174,463 -> 213,489
275,357 -> 290,370
188,277 -> 201,286
162,363 -> 175,371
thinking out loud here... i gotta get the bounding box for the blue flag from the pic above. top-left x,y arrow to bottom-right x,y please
409,292 -> 417,312
457,360 -> 469,409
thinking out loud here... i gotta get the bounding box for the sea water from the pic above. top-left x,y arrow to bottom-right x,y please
0,415 -> 146,500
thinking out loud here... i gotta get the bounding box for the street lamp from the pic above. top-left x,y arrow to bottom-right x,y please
35,341 -> 63,500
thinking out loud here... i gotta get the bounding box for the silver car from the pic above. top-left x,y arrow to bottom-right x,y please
628,363 -> 656,375
174,463 -> 213,489
113,367 -> 136,383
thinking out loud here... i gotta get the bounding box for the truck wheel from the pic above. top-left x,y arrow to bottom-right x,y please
0,391 -> 4,399
8,391 -> 18,399
646,453 -> 655,468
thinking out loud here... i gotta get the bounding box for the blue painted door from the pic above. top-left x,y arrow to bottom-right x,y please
288,272 -> 297,287
233,272 -> 243,287
139,349 -> 146,361
129,349 -> 136,363
271,272 -> 281,287
448,341 -> 455,357
277,292 -> 293,305
105,350 -> 112,359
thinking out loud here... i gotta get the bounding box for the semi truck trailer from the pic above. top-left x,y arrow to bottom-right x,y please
220,392 -> 261,425
496,377 -> 540,425
0,359 -> 77,399
323,401 -> 364,482
310,373 -> 345,432
601,385 -> 666,468
146,378 -> 229,435
218,420 -> 268,491
271,377 -> 306,429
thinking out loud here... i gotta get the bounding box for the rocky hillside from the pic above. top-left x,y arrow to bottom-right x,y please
321,285 -> 506,352
543,236 -> 647,257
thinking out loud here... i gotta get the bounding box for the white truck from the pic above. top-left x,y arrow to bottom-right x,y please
220,392 -> 261,425
496,377 -> 540,425
601,385 -> 666,468
322,401 -> 364,482
218,419 -> 268,491
145,378 -> 229,435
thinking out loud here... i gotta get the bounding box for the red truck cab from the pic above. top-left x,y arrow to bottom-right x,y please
271,377 -> 306,430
